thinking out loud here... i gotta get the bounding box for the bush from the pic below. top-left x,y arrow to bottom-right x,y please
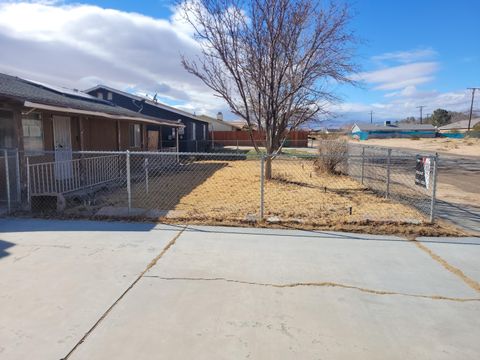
410,136 -> 420,140
314,139 -> 348,174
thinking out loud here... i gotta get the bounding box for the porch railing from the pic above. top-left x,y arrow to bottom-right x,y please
28,154 -> 123,195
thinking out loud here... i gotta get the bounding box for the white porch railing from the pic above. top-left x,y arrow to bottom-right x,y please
28,154 -> 123,195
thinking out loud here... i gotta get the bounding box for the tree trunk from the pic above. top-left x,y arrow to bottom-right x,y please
265,155 -> 272,180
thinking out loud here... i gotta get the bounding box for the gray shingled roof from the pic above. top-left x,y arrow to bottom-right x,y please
0,73 -> 180,126
439,118 -> 480,130
354,123 -> 436,132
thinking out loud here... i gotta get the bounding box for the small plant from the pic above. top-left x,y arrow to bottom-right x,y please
314,139 -> 348,175
410,136 -> 420,140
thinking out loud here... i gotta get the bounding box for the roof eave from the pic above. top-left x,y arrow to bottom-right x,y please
23,101 -> 185,127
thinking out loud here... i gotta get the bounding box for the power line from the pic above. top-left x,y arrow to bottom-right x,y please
416,106 -> 425,124
467,88 -> 480,132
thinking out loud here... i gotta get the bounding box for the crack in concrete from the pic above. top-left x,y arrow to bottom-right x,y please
60,226 -> 186,360
412,240 -> 480,294
144,276 -> 480,303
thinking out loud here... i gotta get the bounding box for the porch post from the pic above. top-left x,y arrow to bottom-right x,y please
79,117 -> 86,151
116,120 -> 121,151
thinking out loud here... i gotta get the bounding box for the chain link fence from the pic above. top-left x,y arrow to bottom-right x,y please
346,143 -> 438,222
13,146 -> 438,226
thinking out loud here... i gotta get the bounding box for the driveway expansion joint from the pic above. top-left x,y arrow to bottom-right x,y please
143,276 -> 480,303
60,226 -> 187,360
410,239 -> 480,293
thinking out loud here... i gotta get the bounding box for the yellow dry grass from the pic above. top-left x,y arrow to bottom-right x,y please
170,158 -> 424,224
59,157 -> 462,235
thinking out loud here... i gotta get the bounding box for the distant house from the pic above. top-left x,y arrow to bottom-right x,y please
86,85 -> 209,152
351,121 -> 436,140
438,118 -> 480,133
198,112 -> 243,132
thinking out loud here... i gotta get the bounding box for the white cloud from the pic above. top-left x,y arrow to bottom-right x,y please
0,1 -> 229,117
371,48 -> 437,64
355,62 -> 439,90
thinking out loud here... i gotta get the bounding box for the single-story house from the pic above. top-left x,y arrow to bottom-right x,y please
438,118 -> 480,133
197,112 -> 243,132
351,122 -> 436,140
0,72 -> 184,206
85,85 -> 209,152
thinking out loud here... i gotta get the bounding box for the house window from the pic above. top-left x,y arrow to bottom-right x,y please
0,109 -> 15,148
129,123 -> 142,148
97,92 -> 104,100
203,124 -> 207,140
22,113 -> 43,152
107,92 -> 113,100
191,123 -> 196,140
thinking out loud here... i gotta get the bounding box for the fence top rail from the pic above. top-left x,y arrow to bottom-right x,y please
27,154 -> 122,166
21,149 -> 436,161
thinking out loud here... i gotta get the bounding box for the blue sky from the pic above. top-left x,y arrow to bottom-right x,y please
0,0 -> 478,124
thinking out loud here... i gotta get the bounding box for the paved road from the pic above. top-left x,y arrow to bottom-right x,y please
1,218 -> 480,359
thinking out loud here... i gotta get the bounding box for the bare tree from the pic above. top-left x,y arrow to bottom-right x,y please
179,0 -> 357,178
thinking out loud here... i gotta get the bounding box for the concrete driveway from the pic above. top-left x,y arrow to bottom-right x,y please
1,219 -> 479,360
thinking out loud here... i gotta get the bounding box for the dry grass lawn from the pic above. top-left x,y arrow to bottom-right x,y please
58,157 -> 463,235
153,158 -> 426,224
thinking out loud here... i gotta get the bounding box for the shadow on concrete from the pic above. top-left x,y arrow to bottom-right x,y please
0,218 -> 174,233
0,239 -> 15,259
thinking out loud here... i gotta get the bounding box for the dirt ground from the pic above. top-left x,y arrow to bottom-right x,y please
350,137 -> 480,157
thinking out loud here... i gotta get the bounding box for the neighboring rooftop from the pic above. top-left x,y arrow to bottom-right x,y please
85,84 -> 208,124
0,73 -> 182,126
353,123 -> 436,132
438,118 -> 480,130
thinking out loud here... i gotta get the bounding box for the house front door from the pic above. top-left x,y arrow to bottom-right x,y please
52,115 -> 73,180
147,130 -> 159,151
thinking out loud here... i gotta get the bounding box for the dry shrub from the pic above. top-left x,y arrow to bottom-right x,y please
314,139 -> 348,174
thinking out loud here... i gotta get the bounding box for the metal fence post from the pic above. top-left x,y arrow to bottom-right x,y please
260,155 -> 265,220
4,149 -> 11,213
361,147 -> 365,184
144,157 -> 149,194
429,153 -> 438,223
15,149 -> 21,203
26,156 -> 31,208
386,148 -> 391,198
126,150 -> 132,212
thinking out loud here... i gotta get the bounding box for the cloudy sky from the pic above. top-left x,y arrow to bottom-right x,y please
0,0 -> 478,124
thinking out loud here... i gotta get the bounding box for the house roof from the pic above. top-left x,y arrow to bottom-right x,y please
353,123 -> 436,132
85,85 -> 209,124
0,73 -> 183,127
197,114 -> 244,129
438,118 -> 480,130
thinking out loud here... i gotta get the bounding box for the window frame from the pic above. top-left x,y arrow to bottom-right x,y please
22,112 -> 44,152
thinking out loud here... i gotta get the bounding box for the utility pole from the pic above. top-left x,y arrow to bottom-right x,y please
467,88 -> 479,132
370,110 -> 373,124
416,106 -> 425,124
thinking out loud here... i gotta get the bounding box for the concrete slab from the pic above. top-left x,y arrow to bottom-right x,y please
417,237 -> 480,284
0,218 -> 181,360
68,277 -> 480,360
2,220 -> 480,360
148,226 -> 478,298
